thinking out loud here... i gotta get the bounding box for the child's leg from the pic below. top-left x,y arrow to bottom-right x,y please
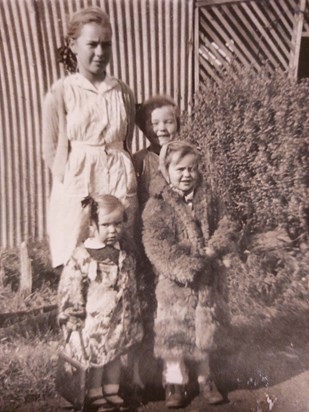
163,358 -> 189,385
103,357 -> 121,395
163,358 -> 188,408
132,355 -> 145,388
196,356 -> 210,386
88,367 -> 104,398
103,357 -> 128,409
197,355 -> 224,404
87,367 -> 115,410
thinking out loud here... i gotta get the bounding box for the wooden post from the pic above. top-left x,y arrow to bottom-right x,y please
0,258 -> 4,287
289,0 -> 306,79
19,241 -> 32,295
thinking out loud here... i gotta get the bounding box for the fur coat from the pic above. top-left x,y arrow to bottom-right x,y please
58,236 -> 143,366
142,174 -> 236,361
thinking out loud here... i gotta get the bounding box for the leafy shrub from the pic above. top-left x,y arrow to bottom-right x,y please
182,66 -> 309,239
181,66 -> 309,324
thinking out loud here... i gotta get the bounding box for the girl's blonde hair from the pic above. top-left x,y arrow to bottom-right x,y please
58,7 -> 112,73
68,7 -> 112,39
159,140 -> 201,183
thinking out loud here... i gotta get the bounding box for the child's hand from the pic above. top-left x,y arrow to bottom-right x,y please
66,315 -> 84,331
58,306 -> 85,330
205,246 -> 216,258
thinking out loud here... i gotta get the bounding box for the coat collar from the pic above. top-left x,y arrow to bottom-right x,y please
153,176 -> 209,254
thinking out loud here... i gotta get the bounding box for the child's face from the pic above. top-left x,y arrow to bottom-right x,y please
70,22 -> 112,81
95,207 -> 124,245
168,153 -> 199,194
147,106 -> 178,148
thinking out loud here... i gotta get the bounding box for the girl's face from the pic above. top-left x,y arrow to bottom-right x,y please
70,22 -> 112,81
95,207 -> 124,245
147,106 -> 178,150
168,153 -> 199,194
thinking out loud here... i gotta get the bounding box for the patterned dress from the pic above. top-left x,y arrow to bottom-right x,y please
42,73 -> 137,267
58,239 -> 143,366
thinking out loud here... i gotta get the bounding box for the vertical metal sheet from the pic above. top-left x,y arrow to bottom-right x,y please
0,0 -> 195,248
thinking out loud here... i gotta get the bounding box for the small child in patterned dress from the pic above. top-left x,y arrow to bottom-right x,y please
58,194 -> 143,411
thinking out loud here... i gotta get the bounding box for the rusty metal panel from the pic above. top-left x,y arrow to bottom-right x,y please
196,0 -> 302,85
0,0 -> 194,248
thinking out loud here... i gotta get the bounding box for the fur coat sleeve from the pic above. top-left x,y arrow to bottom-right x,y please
142,196 -> 206,285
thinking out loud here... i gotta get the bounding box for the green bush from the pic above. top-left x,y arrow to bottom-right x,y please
182,66 -> 309,239
181,66 -> 309,324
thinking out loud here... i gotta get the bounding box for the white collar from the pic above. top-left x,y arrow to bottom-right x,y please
84,238 -> 121,250
184,191 -> 194,203
69,72 -> 119,94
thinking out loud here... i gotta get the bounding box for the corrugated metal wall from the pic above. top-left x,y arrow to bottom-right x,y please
195,0 -> 305,85
0,0 -> 195,248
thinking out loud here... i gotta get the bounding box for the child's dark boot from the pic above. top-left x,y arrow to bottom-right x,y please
199,378 -> 224,404
165,384 -> 187,408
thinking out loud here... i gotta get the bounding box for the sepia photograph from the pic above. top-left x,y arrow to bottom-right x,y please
0,0 -> 308,411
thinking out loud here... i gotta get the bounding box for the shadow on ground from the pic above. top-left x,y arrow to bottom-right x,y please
12,309 -> 309,412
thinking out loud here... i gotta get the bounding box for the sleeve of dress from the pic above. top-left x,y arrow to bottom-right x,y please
118,80 -> 136,154
142,198 -> 206,285
42,88 -> 59,171
57,252 -> 87,318
42,79 -> 68,181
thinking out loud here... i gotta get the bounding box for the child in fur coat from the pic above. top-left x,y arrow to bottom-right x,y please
142,141 -> 236,408
58,194 -> 143,411
132,96 -> 180,391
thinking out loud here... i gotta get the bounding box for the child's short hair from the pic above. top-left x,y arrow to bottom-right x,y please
159,140 -> 201,182
81,194 -> 127,228
135,95 -> 180,136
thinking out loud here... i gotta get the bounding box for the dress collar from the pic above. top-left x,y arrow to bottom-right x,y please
69,72 -> 119,93
84,237 -> 121,250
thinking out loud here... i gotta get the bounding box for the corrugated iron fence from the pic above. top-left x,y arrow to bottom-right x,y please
195,0 -> 307,85
0,0 -> 194,248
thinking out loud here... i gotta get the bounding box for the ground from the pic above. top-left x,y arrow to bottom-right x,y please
12,314 -> 309,412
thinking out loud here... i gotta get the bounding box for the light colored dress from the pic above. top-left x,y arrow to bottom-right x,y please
58,238 -> 143,366
43,73 -> 137,267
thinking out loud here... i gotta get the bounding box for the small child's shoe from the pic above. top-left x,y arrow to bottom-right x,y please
199,379 -> 224,404
104,393 -> 129,411
85,395 -> 115,411
165,384 -> 186,409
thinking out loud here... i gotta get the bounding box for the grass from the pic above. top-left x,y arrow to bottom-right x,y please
0,240 -> 60,410
0,234 -> 308,410
0,334 -> 60,411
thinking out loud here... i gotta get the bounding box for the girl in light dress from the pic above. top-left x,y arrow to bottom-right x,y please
42,7 -> 137,269
58,194 -> 143,411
